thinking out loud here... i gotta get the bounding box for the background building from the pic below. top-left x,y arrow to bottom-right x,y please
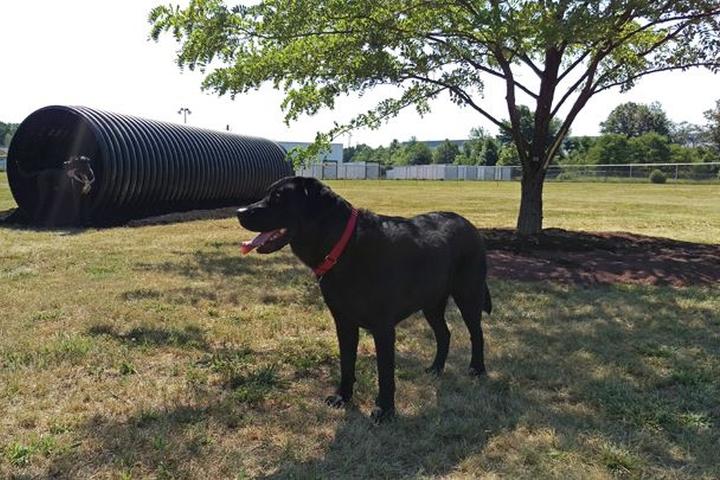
277,141 -> 344,163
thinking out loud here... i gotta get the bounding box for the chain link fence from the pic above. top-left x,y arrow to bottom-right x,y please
533,162 -> 720,183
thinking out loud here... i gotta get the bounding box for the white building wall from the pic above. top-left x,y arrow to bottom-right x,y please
278,141 -> 344,163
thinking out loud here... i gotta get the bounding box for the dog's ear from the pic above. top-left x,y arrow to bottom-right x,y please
301,177 -> 323,198
300,177 -> 338,216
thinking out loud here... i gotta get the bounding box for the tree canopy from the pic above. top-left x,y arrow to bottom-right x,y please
669,121 -> 706,147
496,105 -> 563,148
0,121 -> 19,147
151,0 -> 720,234
600,101 -> 671,137
432,139 -> 461,164
705,99 -> 720,151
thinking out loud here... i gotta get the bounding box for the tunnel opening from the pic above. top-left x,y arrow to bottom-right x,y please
7,107 -> 102,226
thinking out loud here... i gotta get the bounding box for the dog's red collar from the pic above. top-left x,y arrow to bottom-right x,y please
313,207 -> 359,279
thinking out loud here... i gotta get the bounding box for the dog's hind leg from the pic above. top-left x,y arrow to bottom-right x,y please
423,296 -> 450,376
453,285 -> 488,377
371,325 -> 396,423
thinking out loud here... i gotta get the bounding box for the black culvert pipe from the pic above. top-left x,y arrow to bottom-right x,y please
7,105 -> 293,226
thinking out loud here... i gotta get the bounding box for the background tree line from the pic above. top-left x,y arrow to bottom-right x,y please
343,101 -> 720,167
0,121 -> 19,149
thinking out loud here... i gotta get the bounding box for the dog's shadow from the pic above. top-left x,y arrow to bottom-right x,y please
257,371 -> 523,479
45,360 -> 526,479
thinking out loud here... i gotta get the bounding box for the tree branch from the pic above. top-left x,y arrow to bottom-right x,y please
531,47 -> 563,161
556,50 -> 591,83
405,74 -> 509,131
502,47 -> 544,76
327,86 -> 446,141
424,34 -> 539,99
492,47 -> 530,162
594,62 -> 720,94
518,52 -> 544,77
543,52 -> 603,169
613,6 -> 720,47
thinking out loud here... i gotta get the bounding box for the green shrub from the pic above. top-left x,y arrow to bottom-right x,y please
649,169 -> 667,184
555,172 -> 576,181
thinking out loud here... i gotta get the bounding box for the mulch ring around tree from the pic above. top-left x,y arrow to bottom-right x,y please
482,228 -> 720,288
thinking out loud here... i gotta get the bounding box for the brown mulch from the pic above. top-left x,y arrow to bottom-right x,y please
482,228 -> 720,288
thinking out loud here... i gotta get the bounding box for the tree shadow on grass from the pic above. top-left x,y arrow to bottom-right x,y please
42,283 -> 720,479
119,285 -> 224,306
134,248 -> 309,281
482,228 -> 720,287
132,249 -> 325,310
87,324 -> 209,351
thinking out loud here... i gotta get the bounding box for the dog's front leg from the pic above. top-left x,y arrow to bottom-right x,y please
325,320 -> 358,408
371,326 -> 396,423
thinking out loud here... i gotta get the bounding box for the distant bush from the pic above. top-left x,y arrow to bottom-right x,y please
555,172 -> 576,181
629,132 -> 671,163
649,169 -> 667,184
586,134 -> 631,164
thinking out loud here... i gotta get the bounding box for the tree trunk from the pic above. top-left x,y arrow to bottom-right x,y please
516,167 -> 545,236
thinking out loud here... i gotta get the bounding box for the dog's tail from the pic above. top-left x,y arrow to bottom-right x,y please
483,283 -> 492,315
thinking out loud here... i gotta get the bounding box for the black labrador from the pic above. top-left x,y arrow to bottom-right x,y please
237,176 -> 492,422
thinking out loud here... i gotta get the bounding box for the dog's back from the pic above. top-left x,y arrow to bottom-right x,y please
322,210 -> 491,325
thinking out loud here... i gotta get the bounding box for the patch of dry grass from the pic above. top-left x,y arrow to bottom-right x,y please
1,174 -> 718,478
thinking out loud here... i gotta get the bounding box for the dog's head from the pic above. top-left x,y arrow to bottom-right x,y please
237,176 -> 339,254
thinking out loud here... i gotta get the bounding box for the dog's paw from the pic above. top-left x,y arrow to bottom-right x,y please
467,365 -> 487,377
324,394 -> 349,408
370,406 -> 396,424
424,364 -> 444,376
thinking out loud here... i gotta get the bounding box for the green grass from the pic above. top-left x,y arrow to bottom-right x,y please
1,173 -> 719,479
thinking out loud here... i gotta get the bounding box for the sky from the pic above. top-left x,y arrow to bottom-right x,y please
1,0 -> 719,148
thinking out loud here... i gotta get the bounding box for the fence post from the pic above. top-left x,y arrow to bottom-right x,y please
675,164 -> 679,181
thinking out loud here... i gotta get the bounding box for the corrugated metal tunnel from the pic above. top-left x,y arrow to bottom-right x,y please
6,105 -> 293,226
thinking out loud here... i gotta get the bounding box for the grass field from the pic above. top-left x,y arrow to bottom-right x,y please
1,174 -> 719,479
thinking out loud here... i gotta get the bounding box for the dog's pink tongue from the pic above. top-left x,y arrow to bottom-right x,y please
240,231 -> 274,255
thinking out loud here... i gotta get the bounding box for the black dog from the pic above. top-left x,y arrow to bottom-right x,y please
237,177 -> 491,422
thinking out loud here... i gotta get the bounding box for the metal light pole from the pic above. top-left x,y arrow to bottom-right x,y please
178,107 -> 192,124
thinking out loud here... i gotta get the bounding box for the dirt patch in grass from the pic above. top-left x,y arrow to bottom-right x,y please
483,228 -> 720,287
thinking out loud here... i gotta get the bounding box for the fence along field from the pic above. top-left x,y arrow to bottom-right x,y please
3,153 -> 717,183
544,162 -> 720,183
294,161 -> 720,183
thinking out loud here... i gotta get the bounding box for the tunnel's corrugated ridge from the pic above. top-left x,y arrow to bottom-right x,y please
7,105 -> 292,225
